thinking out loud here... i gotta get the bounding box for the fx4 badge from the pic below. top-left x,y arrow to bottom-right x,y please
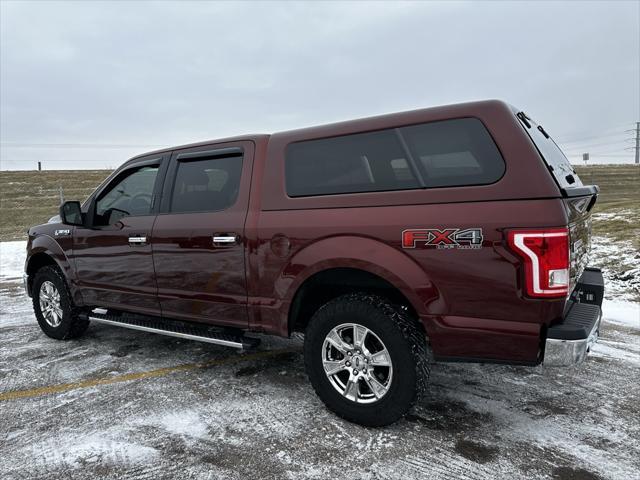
402,228 -> 483,250
54,229 -> 71,236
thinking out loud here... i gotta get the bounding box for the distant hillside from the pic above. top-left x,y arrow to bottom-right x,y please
0,170 -> 112,241
0,165 -> 637,242
574,164 -> 639,209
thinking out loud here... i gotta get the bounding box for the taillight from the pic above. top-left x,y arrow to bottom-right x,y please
507,228 -> 570,298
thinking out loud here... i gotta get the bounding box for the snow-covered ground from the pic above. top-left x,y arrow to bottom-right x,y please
0,240 -> 638,479
0,240 -> 25,282
590,236 -> 640,302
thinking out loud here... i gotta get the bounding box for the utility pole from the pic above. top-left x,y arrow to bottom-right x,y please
635,122 -> 640,165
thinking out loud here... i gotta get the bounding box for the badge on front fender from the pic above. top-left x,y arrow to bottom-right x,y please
402,228 -> 483,250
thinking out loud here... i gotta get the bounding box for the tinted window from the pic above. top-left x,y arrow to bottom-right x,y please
170,156 -> 242,213
286,130 -> 419,197
285,118 -> 504,197
516,113 -> 583,190
402,118 -> 505,188
95,165 -> 158,224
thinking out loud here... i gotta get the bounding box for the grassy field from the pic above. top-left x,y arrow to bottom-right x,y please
574,164 -> 640,249
0,165 -> 638,244
0,170 -> 111,241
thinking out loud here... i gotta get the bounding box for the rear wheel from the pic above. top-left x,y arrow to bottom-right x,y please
304,293 -> 430,426
32,266 -> 89,340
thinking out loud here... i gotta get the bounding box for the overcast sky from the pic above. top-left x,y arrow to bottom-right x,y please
1,0 -> 638,170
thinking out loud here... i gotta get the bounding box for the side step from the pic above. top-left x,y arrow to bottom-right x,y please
84,309 -> 260,350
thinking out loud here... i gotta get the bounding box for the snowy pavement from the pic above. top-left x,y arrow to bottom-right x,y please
0,240 -> 639,479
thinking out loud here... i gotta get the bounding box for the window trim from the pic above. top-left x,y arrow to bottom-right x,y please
284,116 -> 506,198
176,146 -> 243,161
393,128 -> 425,187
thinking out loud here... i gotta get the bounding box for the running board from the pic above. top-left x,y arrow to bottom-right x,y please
85,309 -> 260,350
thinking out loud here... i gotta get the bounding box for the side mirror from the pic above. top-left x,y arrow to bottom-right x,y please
60,201 -> 84,226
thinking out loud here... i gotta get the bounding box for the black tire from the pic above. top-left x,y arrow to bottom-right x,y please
304,293 -> 430,427
32,265 -> 89,340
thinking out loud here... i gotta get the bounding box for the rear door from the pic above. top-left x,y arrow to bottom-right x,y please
152,142 -> 254,328
74,155 -> 168,315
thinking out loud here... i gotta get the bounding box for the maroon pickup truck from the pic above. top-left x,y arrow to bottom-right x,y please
24,100 -> 604,426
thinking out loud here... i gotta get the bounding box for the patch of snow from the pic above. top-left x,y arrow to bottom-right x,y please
139,410 -> 209,439
592,210 -> 636,223
591,342 -> 640,366
602,299 -> 640,329
590,236 -> 639,301
0,294 -> 33,327
0,241 -> 27,282
276,450 -> 293,465
28,435 -> 158,468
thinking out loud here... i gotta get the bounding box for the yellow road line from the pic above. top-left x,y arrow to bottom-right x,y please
0,348 -> 298,402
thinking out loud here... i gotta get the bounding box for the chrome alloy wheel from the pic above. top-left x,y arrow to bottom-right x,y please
321,323 -> 393,404
39,280 -> 63,327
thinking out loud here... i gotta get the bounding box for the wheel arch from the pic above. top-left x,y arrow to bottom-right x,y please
277,235 -> 439,335
288,267 -> 420,335
26,235 -> 78,301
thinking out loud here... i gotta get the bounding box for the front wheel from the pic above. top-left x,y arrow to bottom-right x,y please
304,293 -> 430,427
32,266 -> 89,340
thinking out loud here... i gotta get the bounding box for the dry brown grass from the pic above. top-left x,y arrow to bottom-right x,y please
0,165 -> 638,244
0,170 -> 112,241
574,164 -> 640,249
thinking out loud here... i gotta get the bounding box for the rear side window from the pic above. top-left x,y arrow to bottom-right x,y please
285,118 -> 505,197
170,156 -> 243,213
402,118 -> 505,188
285,130 -> 419,197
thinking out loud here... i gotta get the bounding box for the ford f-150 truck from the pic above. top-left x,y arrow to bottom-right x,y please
24,100 -> 604,426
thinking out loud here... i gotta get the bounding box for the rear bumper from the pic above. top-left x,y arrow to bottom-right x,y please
543,267 -> 604,367
544,305 -> 601,366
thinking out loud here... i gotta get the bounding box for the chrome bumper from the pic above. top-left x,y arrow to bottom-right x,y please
544,310 -> 601,367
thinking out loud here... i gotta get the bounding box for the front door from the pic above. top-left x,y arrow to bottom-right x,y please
73,156 -> 167,316
151,142 -> 253,328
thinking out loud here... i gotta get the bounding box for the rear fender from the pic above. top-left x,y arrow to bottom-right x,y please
272,235 -> 440,336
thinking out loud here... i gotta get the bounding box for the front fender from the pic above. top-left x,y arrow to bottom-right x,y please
272,235 -> 440,335
27,233 -> 80,301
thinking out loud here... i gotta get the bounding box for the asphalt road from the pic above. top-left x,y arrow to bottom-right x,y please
1,279 -> 639,480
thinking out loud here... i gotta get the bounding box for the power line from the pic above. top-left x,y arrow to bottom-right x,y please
560,140 -> 631,151
565,153 -> 631,158
565,150 -> 632,156
558,130 -> 630,144
555,122 -> 635,143
0,143 -> 169,149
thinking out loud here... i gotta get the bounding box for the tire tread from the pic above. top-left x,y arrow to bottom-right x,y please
304,292 -> 430,426
32,265 -> 89,340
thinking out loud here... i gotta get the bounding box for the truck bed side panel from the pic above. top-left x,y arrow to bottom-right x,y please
249,198 -> 567,363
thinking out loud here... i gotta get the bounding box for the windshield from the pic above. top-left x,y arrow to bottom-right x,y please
516,112 -> 583,190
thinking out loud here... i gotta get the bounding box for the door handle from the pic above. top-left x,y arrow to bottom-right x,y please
128,236 -> 147,245
212,234 -> 238,245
